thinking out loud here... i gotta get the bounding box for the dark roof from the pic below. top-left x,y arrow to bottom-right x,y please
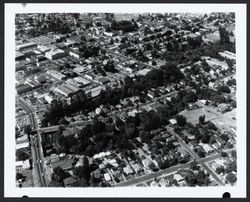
63,176 -> 78,186
51,159 -> 74,170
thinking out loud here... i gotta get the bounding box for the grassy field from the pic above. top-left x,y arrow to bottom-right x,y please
179,107 -> 218,125
205,31 -> 220,43
179,107 -> 236,130
211,108 -> 236,130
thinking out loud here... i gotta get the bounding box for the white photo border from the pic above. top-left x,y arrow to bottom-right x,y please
4,3 -> 247,198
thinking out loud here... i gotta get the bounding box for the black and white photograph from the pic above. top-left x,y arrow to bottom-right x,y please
4,3 -> 247,198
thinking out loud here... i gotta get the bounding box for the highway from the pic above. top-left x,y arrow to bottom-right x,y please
18,98 -> 47,187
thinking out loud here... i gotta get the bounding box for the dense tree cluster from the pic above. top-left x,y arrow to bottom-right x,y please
111,20 -> 138,32
42,62 -> 185,127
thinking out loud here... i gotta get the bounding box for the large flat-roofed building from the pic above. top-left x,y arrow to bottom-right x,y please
26,79 -> 42,88
85,86 -> 105,98
16,84 -> 33,95
15,51 -> 26,61
73,76 -> 91,87
37,45 -> 52,53
54,83 -> 80,97
29,35 -> 54,45
219,51 -> 236,61
47,70 -> 66,80
45,48 -> 68,60
16,42 -> 37,51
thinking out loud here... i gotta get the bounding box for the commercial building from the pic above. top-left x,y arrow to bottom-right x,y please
45,48 -> 68,60
73,76 -> 91,87
85,86 -> 105,98
15,51 -> 26,61
47,70 -> 66,80
54,83 -> 80,97
16,84 -> 33,95
16,42 -> 37,51
219,51 -> 236,61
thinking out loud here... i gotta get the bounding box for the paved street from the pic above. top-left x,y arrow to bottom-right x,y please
115,147 -> 235,187
18,98 -> 47,187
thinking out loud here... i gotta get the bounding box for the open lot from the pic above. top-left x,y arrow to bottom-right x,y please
211,108 -> 236,130
179,107 -> 218,125
204,31 -> 220,43
180,107 -> 236,130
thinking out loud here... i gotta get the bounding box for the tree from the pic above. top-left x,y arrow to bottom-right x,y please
176,115 -> 187,127
92,119 -> 106,134
225,172 -> 237,184
190,160 -> 199,170
16,173 -> 25,181
218,85 -> 231,94
226,78 -> 236,86
231,150 -> 237,158
221,151 -> 228,158
74,157 -> 91,181
53,166 -> 70,183
219,27 -> 230,44
16,150 -> 30,161
197,150 -> 205,158
216,166 -> 225,174
201,132 -> 210,144
199,115 -> 206,125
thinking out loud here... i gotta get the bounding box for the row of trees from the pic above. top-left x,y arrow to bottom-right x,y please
42,62 -> 185,127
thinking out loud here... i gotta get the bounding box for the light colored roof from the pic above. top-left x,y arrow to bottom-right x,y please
173,174 -> 184,182
16,142 -> 29,150
104,173 -> 111,181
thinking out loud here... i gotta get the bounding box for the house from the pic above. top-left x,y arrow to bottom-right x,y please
142,159 -> 151,169
123,166 -> 134,175
173,174 -> 186,186
212,142 -> 220,150
177,147 -> 189,158
63,176 -> 79,187
92,169 -> 101,179
104,173 -> 111,181
197,99 -> 208,105
150,180 -> 160,187
46,154 -> 60,164
152,157 -> 162,167
130,163 -> 143,173
202,144 -> 214,153
128,109 -> 139,117
169,119 -> 177,125
215,137 -> 226,147
51,159 -> 74,171
16,159 -> 31,171
16,142 -> 29,151
16,134 -> 29,144
166,136 -> 176,143
147,91 -> 155,99
210,161 -> 221,171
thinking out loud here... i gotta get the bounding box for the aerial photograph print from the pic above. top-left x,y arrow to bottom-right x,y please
14,11 -> 238,189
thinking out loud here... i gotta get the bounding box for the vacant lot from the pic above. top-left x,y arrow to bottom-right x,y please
180,107 -> 236,130
179,108 -> 218,125
205,31 -> 220,43
211,108 -> 236,130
